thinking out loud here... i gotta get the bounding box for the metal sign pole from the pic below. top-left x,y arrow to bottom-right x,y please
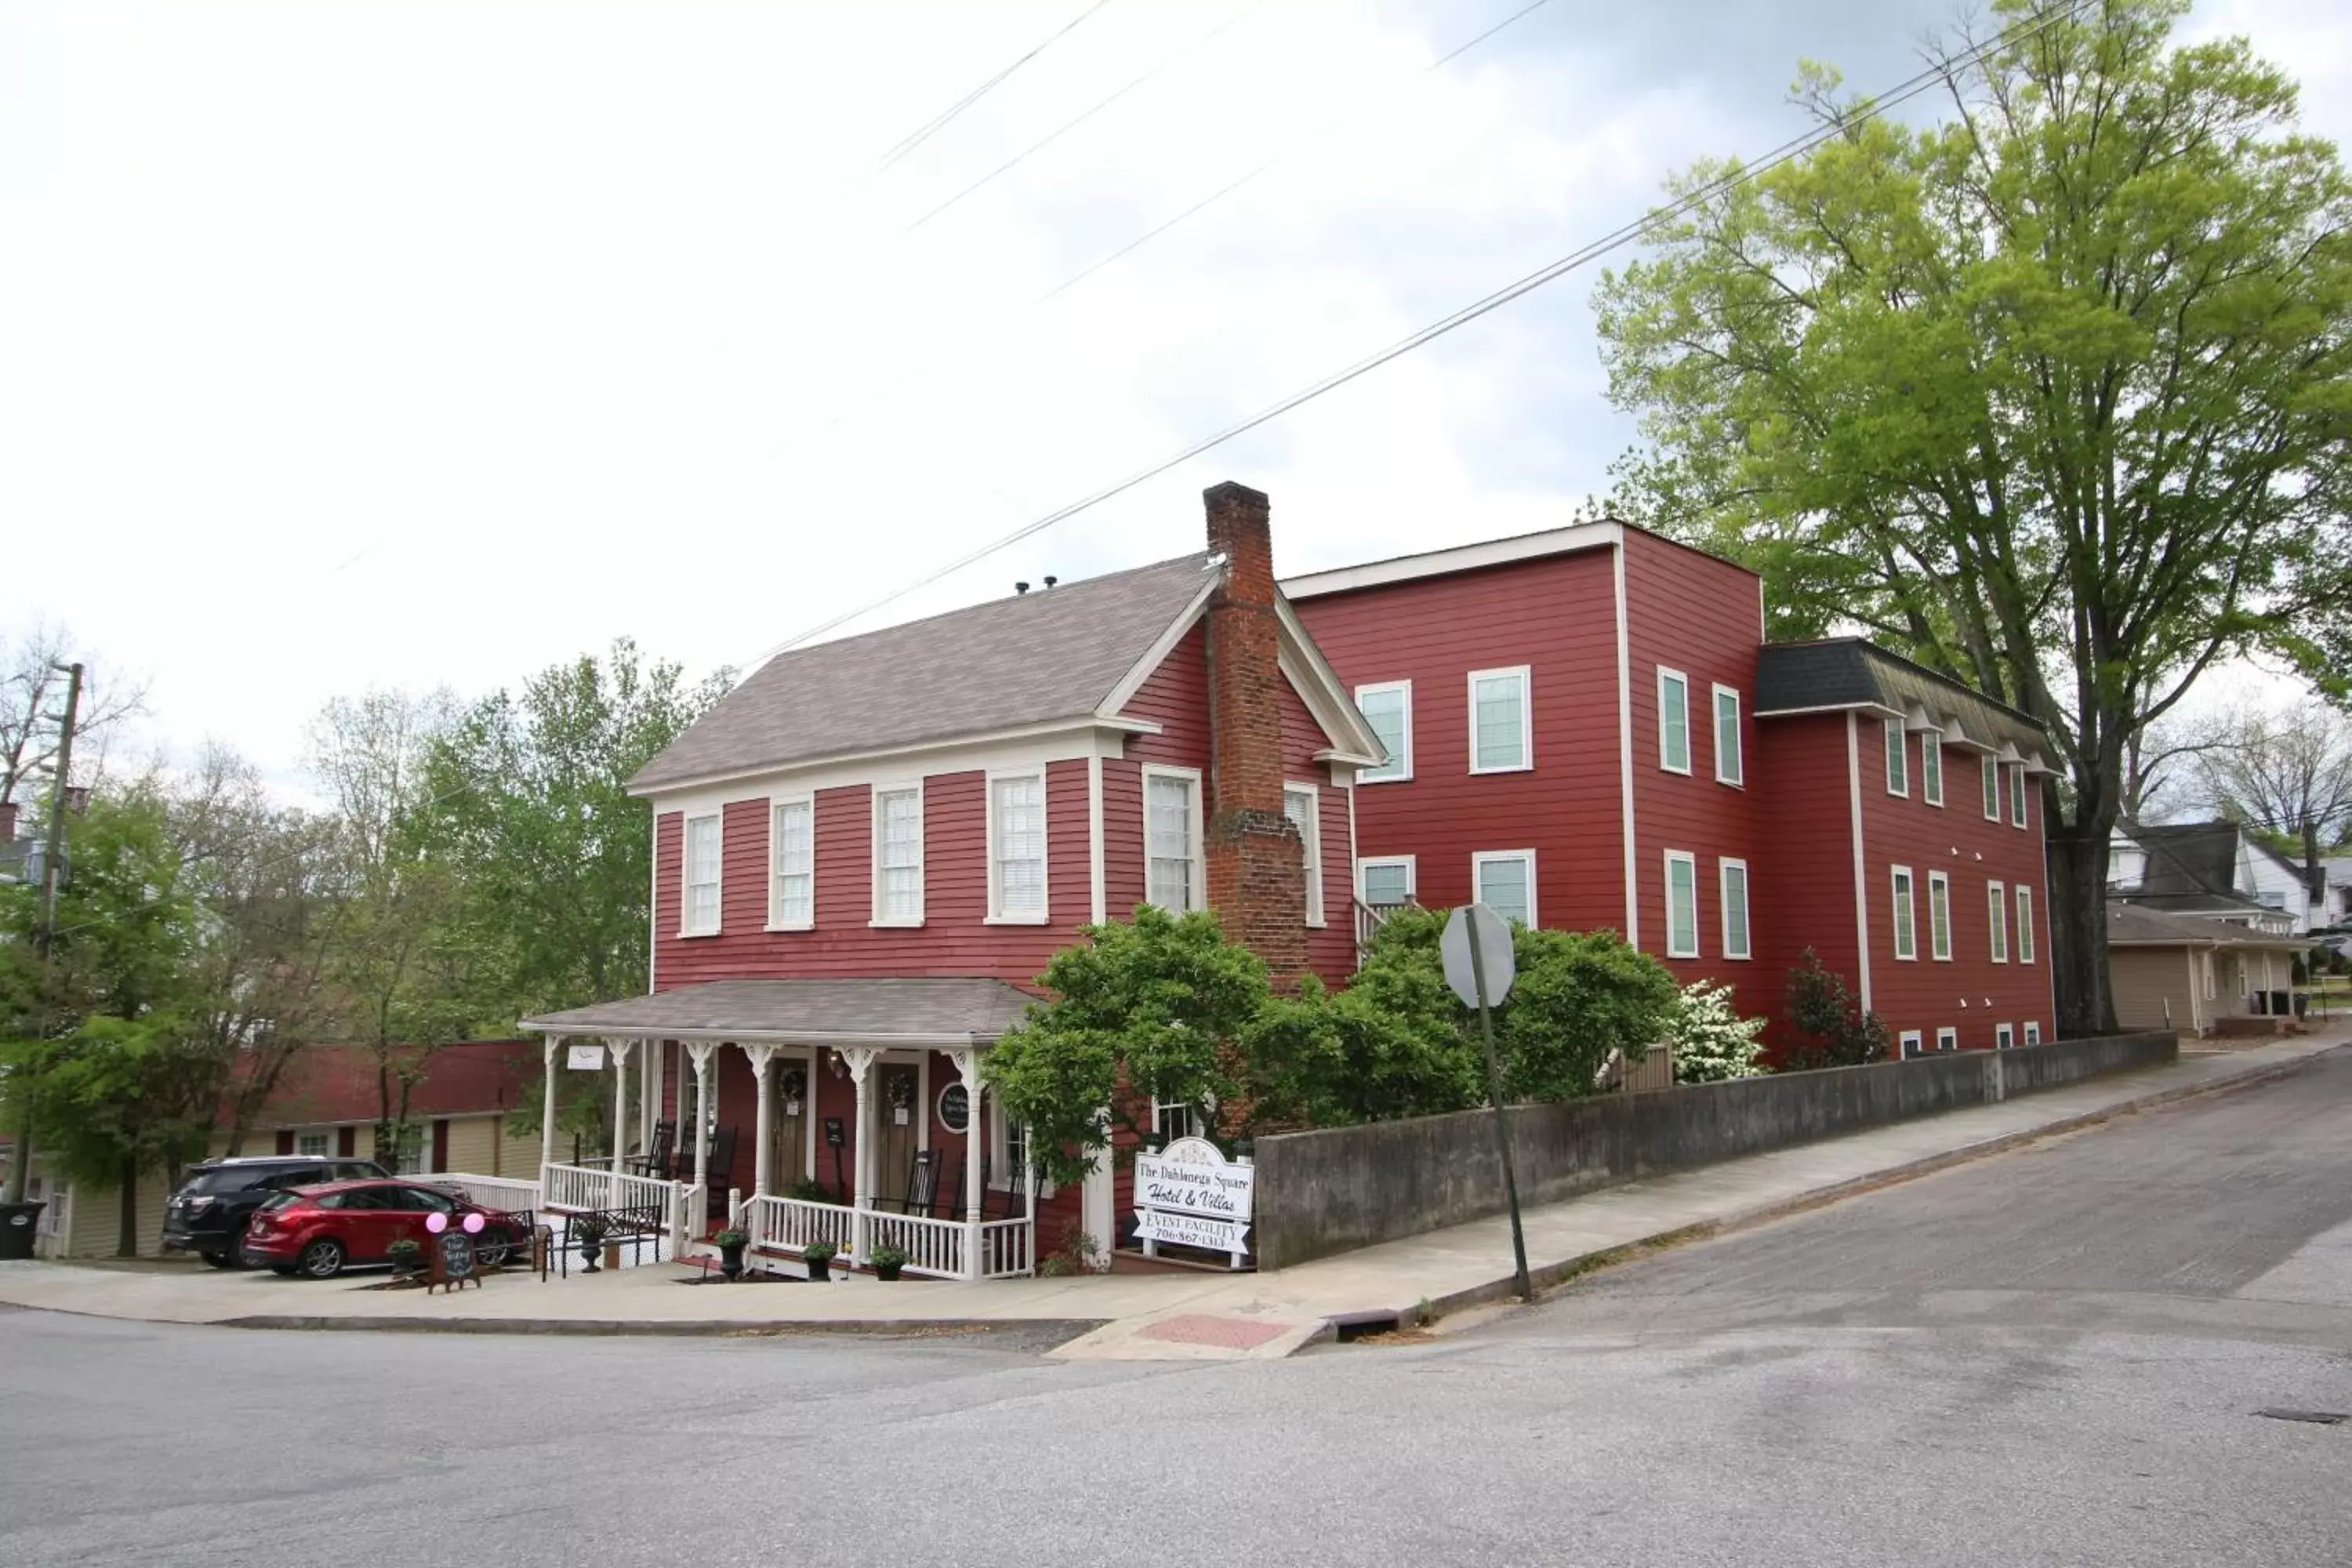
1464,912 -> 1533,1301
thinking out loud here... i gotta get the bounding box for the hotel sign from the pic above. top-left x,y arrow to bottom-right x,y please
1134,1136 -> 1253,1259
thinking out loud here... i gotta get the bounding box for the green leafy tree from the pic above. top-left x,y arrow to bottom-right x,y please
1592,0 -> 2352,1033
1240,965 -> 1481,1129
419,638 -> 731,1021
983,906 -> 1266,1188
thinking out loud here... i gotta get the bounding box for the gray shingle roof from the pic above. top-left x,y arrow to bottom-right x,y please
2106,902 -> 2313,950
631,553 -> 1217,792
1752,638 -> 2048,754
521,979 -> 1037,1042
2117,822 -> 2243,903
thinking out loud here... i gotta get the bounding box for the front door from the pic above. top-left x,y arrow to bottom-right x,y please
874,1063 -> 920,1207
771,1059 -> 811,1193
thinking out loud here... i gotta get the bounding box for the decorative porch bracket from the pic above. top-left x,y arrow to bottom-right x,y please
744,1041 -> 778,1200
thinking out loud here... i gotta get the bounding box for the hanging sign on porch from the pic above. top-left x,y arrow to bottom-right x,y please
566,1043 -> 607,1071
1134,1135 -> 1253,1258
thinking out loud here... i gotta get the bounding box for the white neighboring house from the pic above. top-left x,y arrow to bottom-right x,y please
2108,820 -> 2314,938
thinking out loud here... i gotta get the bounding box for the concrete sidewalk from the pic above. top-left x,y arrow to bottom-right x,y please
2,1033 -> 2338,1360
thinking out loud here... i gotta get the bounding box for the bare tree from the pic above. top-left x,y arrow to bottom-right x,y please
0,627 -> 147,808
2194,701 -> 2352,902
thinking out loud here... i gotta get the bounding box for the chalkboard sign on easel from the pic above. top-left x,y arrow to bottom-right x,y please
426,1211 -> 485,1294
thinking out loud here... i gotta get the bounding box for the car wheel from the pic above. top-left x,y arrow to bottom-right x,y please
200,1250 -> 241,1269
297,1239 -> 346,1279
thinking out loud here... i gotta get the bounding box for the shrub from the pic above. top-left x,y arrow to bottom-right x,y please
1782,949 -> 1891,1069
1665,982 -> 1769,1083
1498,927 -> 1682,1102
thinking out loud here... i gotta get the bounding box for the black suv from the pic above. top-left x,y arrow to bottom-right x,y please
163,1156 -> 389,1267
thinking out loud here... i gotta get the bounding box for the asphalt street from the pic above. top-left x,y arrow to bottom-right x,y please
3,1051 -> 2347,1567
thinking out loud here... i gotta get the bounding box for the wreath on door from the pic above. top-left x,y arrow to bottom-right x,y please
884,1073 -> 916,1113
779,1067 -> 808,1111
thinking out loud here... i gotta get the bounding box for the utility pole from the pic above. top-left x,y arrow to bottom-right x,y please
2,662 -> 82,1210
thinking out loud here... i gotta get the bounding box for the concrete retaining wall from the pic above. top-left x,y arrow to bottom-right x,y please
1251,1031 -> 2176,1270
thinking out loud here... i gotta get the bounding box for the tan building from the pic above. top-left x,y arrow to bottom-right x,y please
2107,902 -> 2314,1038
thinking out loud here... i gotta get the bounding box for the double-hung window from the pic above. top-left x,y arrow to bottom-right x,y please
1358,856 -> 1415,909
1468,666 -> 1532,774
1472,850 -> 1536,927
1719,858 -> 1751,960
1920,731 -> 1944,807
1891,866 -> 1918,960
1658,669 -> 1691,774
769,797 -> 814,930
1143,767 -> 1203,913
2010,764 -> 2029,829
1664,850 -> 1700,958
986,772 -> 1047,922
1928,871 -> 1952,960
1884,720 -> 1908,796
2015,886 -> 2035,964
1283,784 -> 1323,926
1713,685 -> 1744,786
872,786 -> 924,926
296,1132 -> 330,1159
1981,757 -> 2001,820
681,811 -> 722,935
1987,880 -> 2009,963
1355,681 -> 1413,782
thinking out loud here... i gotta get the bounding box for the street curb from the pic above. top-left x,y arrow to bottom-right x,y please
212,1314 -> 1110,1341
1368,1044 -> 2343,1333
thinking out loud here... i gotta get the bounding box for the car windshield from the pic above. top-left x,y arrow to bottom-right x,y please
181,1167 -> 284,1196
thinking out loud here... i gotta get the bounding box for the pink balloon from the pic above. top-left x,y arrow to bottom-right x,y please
425,1211 -> 448,1233
462,1212 -> 485,1234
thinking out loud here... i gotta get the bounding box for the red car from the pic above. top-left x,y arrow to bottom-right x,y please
242,1179 -> 531,1279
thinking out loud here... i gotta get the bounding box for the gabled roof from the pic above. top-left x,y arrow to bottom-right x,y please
2106,902 -> 2314,951
2114,821 -> 2245,903
521,979 -> 1035,1045
632,553 -> 1221,793
1752,638 -> 2048,756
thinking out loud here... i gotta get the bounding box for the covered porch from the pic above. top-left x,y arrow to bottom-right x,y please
519,979 -> 1044,1279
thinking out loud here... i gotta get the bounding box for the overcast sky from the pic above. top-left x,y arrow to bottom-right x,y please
3,0 -> 2342,794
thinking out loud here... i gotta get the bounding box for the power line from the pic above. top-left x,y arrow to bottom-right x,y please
750,0 -> 2104,673
875,0 -> 1120,172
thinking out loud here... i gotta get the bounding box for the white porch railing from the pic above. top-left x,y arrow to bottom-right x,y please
866,1209 -> 967,1279
543,1162 -> 699,1251
740,1195 -> 855,1258
430,1173 -> 543,1214
976,1217 -> 1035,1279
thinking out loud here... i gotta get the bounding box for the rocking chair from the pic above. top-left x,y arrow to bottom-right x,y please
899,1149 -> 938,1215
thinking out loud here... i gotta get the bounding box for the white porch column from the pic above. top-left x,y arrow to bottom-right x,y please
607,1037 -> 636,1208
842,1046 -> 880,1263
950,1048 -> 983,1279
684,1042 -> 716,1194
539,1036 -> 561,1181
746,1042 -> 778,1198
641,1037 -> 661,1149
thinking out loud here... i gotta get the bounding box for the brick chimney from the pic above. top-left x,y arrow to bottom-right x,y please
1201,481 -> 1307,982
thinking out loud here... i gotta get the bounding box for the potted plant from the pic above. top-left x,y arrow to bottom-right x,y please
712,1227 -> 749,1281
786,1176 -> 832,1204
801,1240 -> 837,1282
870,1243 -> 908,1282
573,1214 -> 608,1273
386,1236 -> 423,1283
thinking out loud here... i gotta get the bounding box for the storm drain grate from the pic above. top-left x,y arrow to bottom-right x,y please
2252,1409 -> 2349,1425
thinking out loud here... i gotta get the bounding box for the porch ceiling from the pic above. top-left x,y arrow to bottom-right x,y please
519,978 -> 1036,1047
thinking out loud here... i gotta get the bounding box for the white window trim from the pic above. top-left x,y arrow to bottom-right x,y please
1472,849 -> 1538,928
1927,870 -> 1952,960
869,781 -> 925,928
1719,857 -> 1751,960
1285,782 -> 1325,927
1987,880 -> 2008,963
2023,1021 -> 2042,1047
296,1131 -> 332,1159
679,810 -> 723,938
1898,1029 -> 1924,1058
2016,886 -> 2035,964
1139,763 -> 1206,914
1657,667 -> 1692,775
2011,764 -> 2029,829
1357,855 -> 1417,906
1936,1025 -> 1958,1052
766,793 -> 815,932
1663,848 -> 1700,959
1711,684 -> 1744,787
1466,665 -> 1534,775
982,768 -> 1051,926
1884,719 -> 1908,797
1921,732 -> 1945,808
1982,756 -> 2002,821
1354,680 -> 1414,784
985,1093 -> 1053,1199
1995,1022 -> 2015,1050
1891,865 -> 1918,960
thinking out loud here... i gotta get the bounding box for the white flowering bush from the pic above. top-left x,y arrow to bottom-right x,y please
1664,981 -> 1768,1083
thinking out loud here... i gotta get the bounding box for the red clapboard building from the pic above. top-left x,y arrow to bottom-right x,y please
1285,522 -> 2058,1058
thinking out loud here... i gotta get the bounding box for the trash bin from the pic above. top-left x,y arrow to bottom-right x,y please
0,1201 -> 46,1260
2295,993 -> 2310,1019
